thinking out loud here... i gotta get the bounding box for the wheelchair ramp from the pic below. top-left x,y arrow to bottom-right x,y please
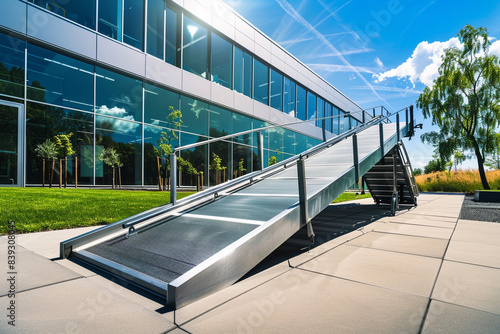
61,111 -> 418,309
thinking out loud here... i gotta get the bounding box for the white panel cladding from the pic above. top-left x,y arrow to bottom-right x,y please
269,107 -> 285,126
184,0 -> 213,26
211,82 -> 234,109
254,31 -> 271,52
296,120 -> 309,136
234,29 -> 254,53
283,113 -> 298,132
182,70 -> 211,101
235,17 -> 254,40
1,0 -> 26,34
233,92 -> 254,116
307,123 -> 323,139
253,100 -> 270,121
254,43 -> 271,64
270,54 -> 286,73
27,5 -> 97,60
213,1 -> 236,25
285,63 -> 298,81
172,0 -> 184,7
212,15 -> 235,40
97,35 -> 145,77
145,54 -> 182,91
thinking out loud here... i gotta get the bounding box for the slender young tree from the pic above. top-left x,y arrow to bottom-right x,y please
417,25 -> 500,189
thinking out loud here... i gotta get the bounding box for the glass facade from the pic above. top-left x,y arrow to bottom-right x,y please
211,34 -> 232,89
1,2 -> 366,187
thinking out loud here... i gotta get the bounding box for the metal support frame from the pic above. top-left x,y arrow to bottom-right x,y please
170,153 -> 177,205
297,158 -> 314,240
396,113 -> 400,142
257,130 -> 264,171
352,133 -> 359,182
391,148 -> 398,216
379,122 -> 384,158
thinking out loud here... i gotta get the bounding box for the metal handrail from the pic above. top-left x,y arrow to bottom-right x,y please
121,105 -> 414,229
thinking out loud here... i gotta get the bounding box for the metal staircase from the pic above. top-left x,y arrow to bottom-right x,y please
364,142 -> 419,215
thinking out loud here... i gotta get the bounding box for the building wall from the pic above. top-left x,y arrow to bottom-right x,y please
0,0 -> 367,187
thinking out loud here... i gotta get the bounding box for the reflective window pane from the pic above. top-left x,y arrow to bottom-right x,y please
209,105 -> 231,138
180,132 -> 208,186
283,129 -> 297,156
0,105 -> 19,184
144,124 -> 179,185
296,85 -> 306,121
283,77 -> 296,117
146,0 -> 164,59
26,102 -> 94,185
96,115 -> 142,185
233,144 -> 251,177
211,34 -> 232,89
144,83 -> 179,126
232,112 -> 252,145
270,69 -> 283,111
307,92 -> 316,125
165,7 -> 178,66
27,43 -> 94,111
316,97 -> 324,128
183,16 -> 208,78
29,0 -> 96,29
124,0 -> 144,50
332,106 -> 339,135
253,59 -> 268,105
0,33 -> 25,98
98,0 -> 122,41
180,96 -> 208,136
96,67 -> 143,122
325,103 -> 332,133
233,47 -> 252,98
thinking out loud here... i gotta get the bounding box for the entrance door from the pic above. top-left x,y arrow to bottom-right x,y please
0,100 -> 24,187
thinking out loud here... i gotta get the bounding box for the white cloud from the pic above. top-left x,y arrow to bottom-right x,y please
490,40 -> 500,58
96,105 -> 140,134
374,37 -> 462,87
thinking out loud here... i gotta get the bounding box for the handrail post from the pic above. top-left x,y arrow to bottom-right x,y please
257,130 -> 264,170
405,107 -> 409,130
353,133 -> 359,182
297,157 -> 314,239
170,153 -> 177,205
379,122 -> 385,158
322,119 -> 326,142
396,112 -> 400,142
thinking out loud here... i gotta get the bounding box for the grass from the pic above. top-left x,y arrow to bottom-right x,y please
1,188 -> 372,235
332,192 -> 372,203
0,188 -> 194,234
415,169 -> 500,193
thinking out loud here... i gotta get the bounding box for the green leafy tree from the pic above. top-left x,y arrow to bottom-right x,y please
416,25 -> 500,189
485,133 -> 500,169
154,107 -> 182,189
413,168 -> 423,176
424,158 -> 447,175
34,139 -> 58,187
238,158 -> 246,176
99,148 -> 121,188
53,133 -> 75,187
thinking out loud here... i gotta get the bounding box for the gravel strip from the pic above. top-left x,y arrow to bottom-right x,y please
459,194 -> 500,223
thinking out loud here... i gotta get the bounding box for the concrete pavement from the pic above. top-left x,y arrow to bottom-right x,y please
1,193 -> 500,333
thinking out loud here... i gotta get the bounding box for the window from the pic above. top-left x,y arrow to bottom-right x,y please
183,15 -> 208,78
234,47 -> 252,98
270,69 -> 283,111
211,34 -> 232,89
144,83 -> 179,126
146,0 -> 164,59
307,92 -> 316,125
27,43 -> 94,111
95,115 -> 142,185
96,67 -> 143,122
296,85 -> 306,121
98,0 -> 122,41
232,112 -> 252,145
180,96 -> 208,136
283,77 -> 296,117
123,0 -> 144,49
29,0 -> 96,29
143,124 -> 179,185
165,7 -> 178,66
332,106 -> 339,135
253,59 -> 268,105
325,103 -> 332,133
316,98 -> 324,128
26,102 -> 94,185
0,33 -> 25,98
209,105 -> 232,138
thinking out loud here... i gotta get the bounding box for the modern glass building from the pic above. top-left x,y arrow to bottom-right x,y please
0,0 -> 365,187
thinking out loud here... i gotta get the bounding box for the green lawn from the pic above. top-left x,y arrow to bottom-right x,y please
332,192 -> 372,203
0,188 -> 372,235
0,188 -> 194,234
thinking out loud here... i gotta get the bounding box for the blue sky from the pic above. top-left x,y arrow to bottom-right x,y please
221,0 -> 500,169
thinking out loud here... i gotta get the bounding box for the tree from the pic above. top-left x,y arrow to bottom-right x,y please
424,158 -> 447,175
155,106 -> 182,190
413,168 -> 423,176
99,148 -> 121,188
34,139 -> 58,187
53,133 -> 75,188
416,25 -> 500,190
485,133 -> 500,169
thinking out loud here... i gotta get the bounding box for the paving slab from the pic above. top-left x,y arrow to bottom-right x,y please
422,300 -> 500,334
369,221 -> 454,239
299,244 -> 442,297
347,231 -> 449,258
180,269 -> 428,334
445,240 -> 500,269
432,260 -> 500,315
15,226 -> 103,259
0,248 -> 82,296
380,214 -> 457,228
452,220 -> 500,247
0,278 -> 176,334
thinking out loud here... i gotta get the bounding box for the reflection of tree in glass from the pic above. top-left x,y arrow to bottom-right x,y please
0,62 -> 24,98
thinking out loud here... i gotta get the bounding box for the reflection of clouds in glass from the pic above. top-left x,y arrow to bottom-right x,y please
97,106 -> 140,134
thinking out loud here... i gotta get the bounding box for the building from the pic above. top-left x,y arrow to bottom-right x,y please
0,0 -> 365,187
